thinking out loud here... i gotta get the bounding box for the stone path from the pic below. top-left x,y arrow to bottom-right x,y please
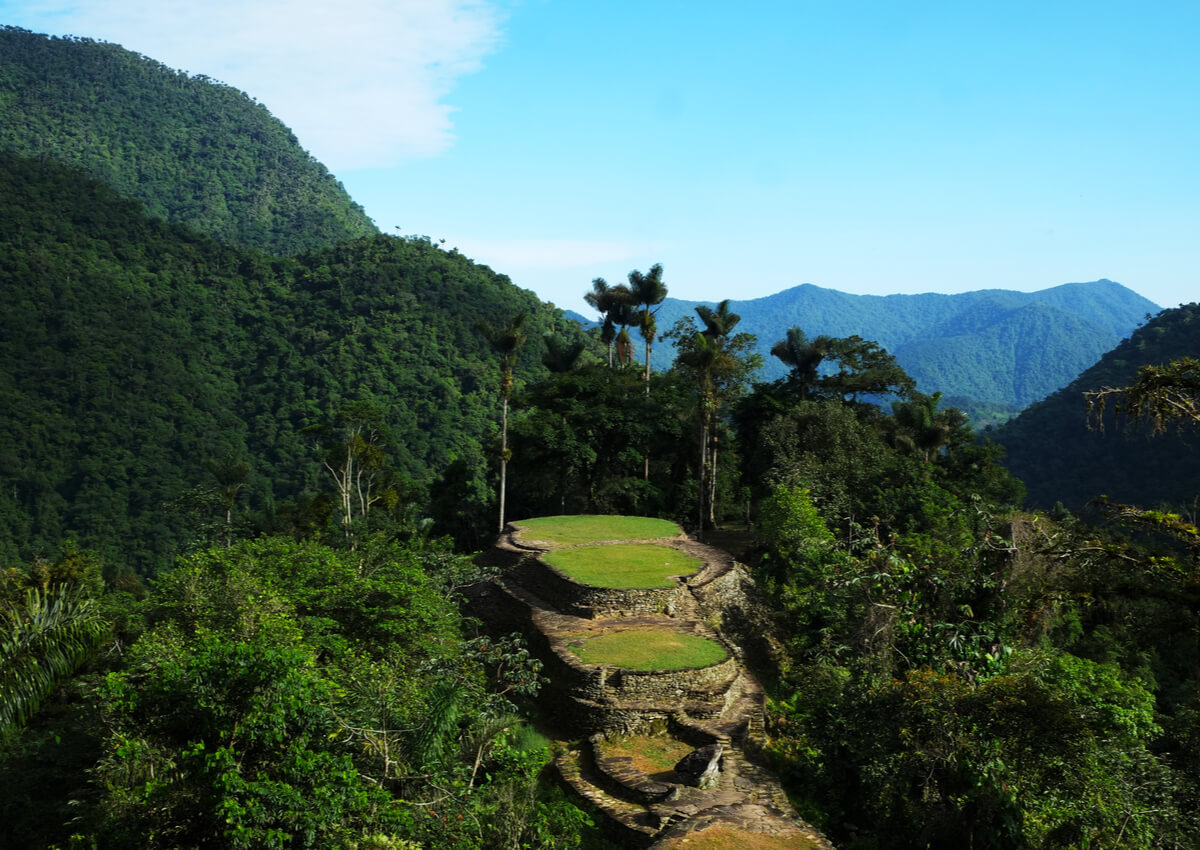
471,520 -> 834,849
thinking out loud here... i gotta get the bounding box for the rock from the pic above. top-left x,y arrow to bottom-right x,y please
674,742 -> 724,789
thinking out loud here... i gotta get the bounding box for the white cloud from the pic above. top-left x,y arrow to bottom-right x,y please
7,0 -> 504,168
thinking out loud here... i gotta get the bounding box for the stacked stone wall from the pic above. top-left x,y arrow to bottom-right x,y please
513,557 -> 689,618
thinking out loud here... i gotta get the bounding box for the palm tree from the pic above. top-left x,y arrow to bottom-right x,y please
694,301 -> 741,524
770,326 -> 834,399
627,264 -> 668,388
541,334 -> 586,373
479,313 -> 528,532
695,299 -> 741,341
890,392 -> 958,464
677,332 -> 734,533
1,584 -> 107,743
584,278 -> 614,366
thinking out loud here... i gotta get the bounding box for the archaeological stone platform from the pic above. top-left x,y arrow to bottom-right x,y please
470,515 -> 835,849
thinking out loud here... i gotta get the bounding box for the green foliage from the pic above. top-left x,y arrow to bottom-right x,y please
509,366 -> 692,518
0,26 -> 376,256
993,303 -> 1200,509
0,152 -> 578,570
757,486 -> 836,581
0,583 -> 107,743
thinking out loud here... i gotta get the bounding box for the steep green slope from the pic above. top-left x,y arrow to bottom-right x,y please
0,153 -> 566,571
0,26 -> 376,255
897,302 -> 1123,409
990,303 -> 1200,509
650,280 -> 1159,416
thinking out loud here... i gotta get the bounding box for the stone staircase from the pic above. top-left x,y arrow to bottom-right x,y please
471,519 -> 834,849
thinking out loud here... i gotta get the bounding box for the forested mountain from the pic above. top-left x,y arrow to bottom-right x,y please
0,26 -> 376,256
648,280 -> 1159,421
991,302 -> 1200,509
0,152 -> 571,572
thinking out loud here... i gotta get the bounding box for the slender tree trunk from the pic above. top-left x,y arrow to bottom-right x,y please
498,394 -> 509,533
697,410 -> 708,536
643,339 -> 652,480
708,425 -> 719,527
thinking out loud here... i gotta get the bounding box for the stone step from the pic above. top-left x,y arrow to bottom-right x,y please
555,749 -> 662,845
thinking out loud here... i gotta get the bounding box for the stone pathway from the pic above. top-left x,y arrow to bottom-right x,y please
472,520 -> 834,850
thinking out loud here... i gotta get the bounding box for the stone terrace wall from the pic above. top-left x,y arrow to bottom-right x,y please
512,557 -> 691,619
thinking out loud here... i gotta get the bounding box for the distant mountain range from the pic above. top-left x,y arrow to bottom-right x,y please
646,281 -> 1160,421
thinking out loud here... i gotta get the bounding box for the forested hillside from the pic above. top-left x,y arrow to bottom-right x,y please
649,281 -> 1158,421
0,26 -> 376,255
991,302 -> 1200,509
3,22 -> 1199,850
0,152 -> 572,572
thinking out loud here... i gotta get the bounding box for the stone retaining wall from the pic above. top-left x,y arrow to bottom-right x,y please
513,557 -> 690,619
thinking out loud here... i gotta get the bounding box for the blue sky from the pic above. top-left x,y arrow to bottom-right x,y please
4,1 -> 1198,313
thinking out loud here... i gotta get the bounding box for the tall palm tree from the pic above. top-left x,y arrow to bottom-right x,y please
693,301 -> 741,524
677,332 -> 734,533
585,279 -> 636,368
584,278 -> 616,366
770,326 -> 835,400
695,299 -> 741,341
479,313 -> 527,532
627,264 -> 668,388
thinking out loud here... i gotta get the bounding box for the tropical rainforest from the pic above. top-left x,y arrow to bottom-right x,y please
3,24 -> 1200,850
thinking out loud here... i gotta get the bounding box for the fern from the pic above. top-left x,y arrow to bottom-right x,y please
407,680 -> 461,769
0,584 -> 107,742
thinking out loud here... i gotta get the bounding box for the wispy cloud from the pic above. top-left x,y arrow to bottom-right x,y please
7,0 -> 505,168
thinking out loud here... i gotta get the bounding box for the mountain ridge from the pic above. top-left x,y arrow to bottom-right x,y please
0,25 -> 377,255
648,279 -> 1159,416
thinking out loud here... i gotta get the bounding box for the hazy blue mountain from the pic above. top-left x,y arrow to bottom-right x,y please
652,280 -> 1159,417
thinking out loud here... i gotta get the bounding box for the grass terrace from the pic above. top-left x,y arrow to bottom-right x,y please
569,629 -> 727,671
543,543 -> 702,588
600,733 -> 693,780
658,827 -> 825,850
513,515 -> 681,546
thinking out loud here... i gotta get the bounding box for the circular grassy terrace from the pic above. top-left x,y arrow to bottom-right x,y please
658,826 -> 825,850
568,629 -> 727,671
513,515 -> 681,547
599,733 -> 693,780
543,543 -> 702,588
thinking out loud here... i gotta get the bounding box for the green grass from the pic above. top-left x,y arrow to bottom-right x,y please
601,734 -> 694,777
569,629 -> 727,671
658,827 -> 824,850
513,515 -> 681,546
543,544 -> 702,588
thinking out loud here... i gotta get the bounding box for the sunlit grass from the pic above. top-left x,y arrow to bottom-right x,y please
601,733 -> 693,778
513,515 -> 681,546
569,629 -> 726,671
543,543 -> 701,588
658,827 -> 824,849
